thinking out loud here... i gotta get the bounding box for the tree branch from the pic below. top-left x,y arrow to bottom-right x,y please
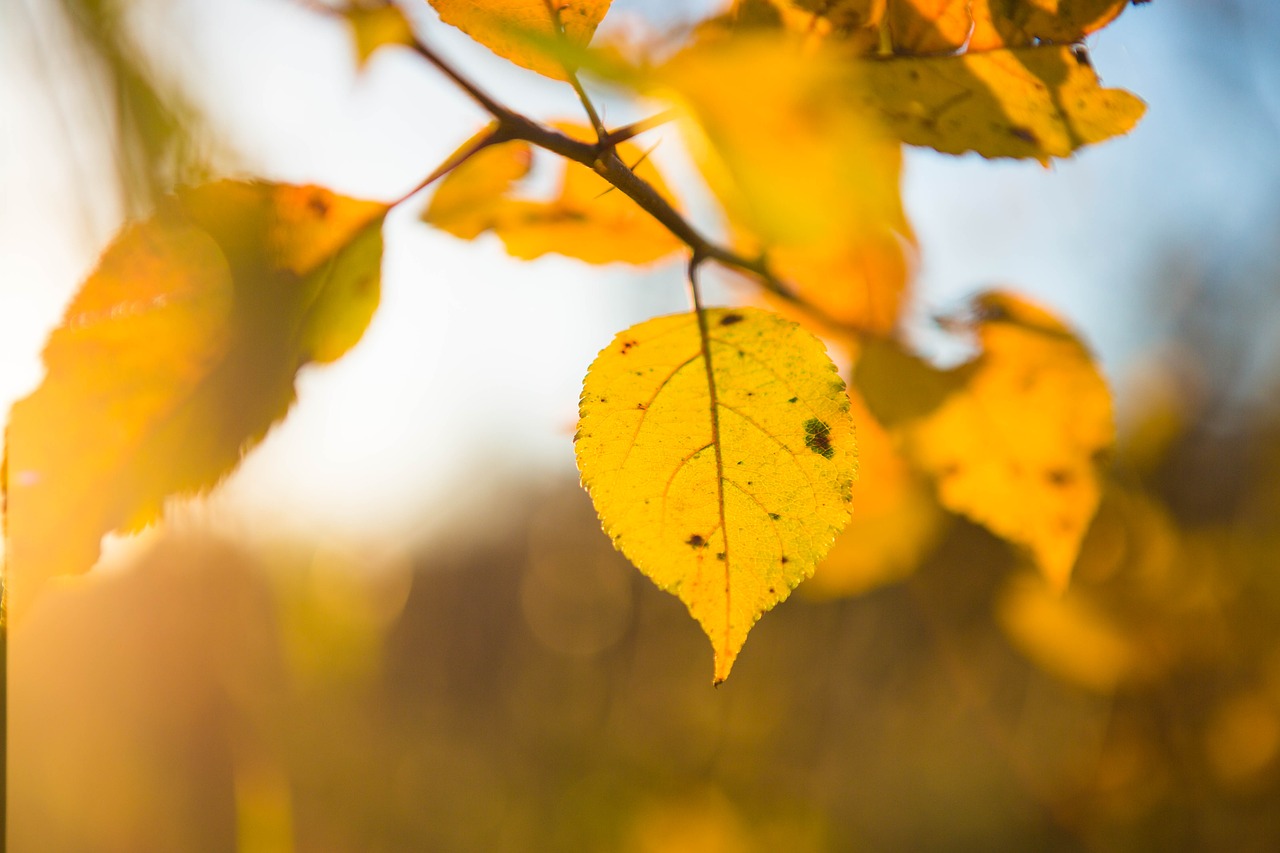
409,36 -> 860,337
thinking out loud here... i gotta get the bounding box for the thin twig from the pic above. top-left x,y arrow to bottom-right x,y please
410,42 -> 517,122
602,110 -> 677,146
542,0 -> 610,143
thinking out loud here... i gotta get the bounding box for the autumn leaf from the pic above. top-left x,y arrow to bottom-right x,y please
343,3 -> 416,68
4,181 -> 387,620
728,0 -> 1144,160
576,307 -> 856,682
855,292 -> 1114,590
634,34 -> 915,333
426,0 -> 612,80
861,45 -> 1146,162
422,125 -> 534,240
652,35 -> 898,250
423,123 -> 682,265
989,0 -> 1132,46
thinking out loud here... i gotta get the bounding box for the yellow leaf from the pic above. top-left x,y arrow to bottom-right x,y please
643,34 -> 914,333
995,572 -> 1134,692
807,385 -> 947,598
654,36 -> 898,249
426,0 -> 612,80
886,0 -> 986,54
764,140 -> 916,337
884,0 -> 1129,53
576,307 -> 856,682
422,126 -> 534,240
4,181 -> 387,620
991,0 -> 1131,45
861,45 -> 1146,161
855,292 -> 1114,590
424,123 -> 682,265
344,3 -> 416,68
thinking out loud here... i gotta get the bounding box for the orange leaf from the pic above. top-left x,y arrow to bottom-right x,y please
861,45 -> 1146,161
855,292 -> 1114,590
424,123 -> 682,265
427,0 -> 612,80
5,181 -> 387,620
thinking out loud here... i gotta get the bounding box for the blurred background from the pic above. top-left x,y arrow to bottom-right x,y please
3,0 -> 1280,849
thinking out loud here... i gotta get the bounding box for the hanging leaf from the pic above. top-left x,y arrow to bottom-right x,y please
424,123 -> 682,265
4,181 -> 387,620
719,0 -> 1144,161
855,292 -> 1114,590
576,307 -> 856,682
861,45 -> 1146,162
426,0 -> 612,80
422,126 -> 534,240
653,36 -> 899,249
638,34 -> 915,333
343,3 -> 417,68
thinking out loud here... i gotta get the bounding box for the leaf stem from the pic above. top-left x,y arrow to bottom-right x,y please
542,0 -> 610,144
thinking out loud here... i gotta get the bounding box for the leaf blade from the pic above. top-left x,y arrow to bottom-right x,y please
4,180 -> 388,619
855,292 -> 1114,589
862,45 -> 1146,161
576,307 -> 856,682
427,0 -> 612,80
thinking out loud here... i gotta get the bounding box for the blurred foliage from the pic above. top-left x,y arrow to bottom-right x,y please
32,0 -> 215,217
14,273 -> 1280,848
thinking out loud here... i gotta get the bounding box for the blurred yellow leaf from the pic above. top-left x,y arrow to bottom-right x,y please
576,307 -> 856,682
862,45 -> 1146,161
992,0 -> 1131,45
856,292 -> 1114,589
654,36 -> 898,250
996,572 -> 1134,692
427,0 -> 612,80
766,140 -> 915,337
808,385 -> 947,598
642,34 -> 914,333
424,123 -> 682,265
5,181 -> 387,619
886,0 -> 987,54
343,3 -> 416,68
1204,692 -> 1280,785
422,126 -> 534,240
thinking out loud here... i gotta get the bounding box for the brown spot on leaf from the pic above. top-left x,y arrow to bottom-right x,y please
307,192 -> 330,218
1047,468 -> 1075,487
686,534 -> 706,548
619,339 -> 637,354
803,418 -> 834,459
1010,126 -> 1038,145
719,313 -> 744,326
